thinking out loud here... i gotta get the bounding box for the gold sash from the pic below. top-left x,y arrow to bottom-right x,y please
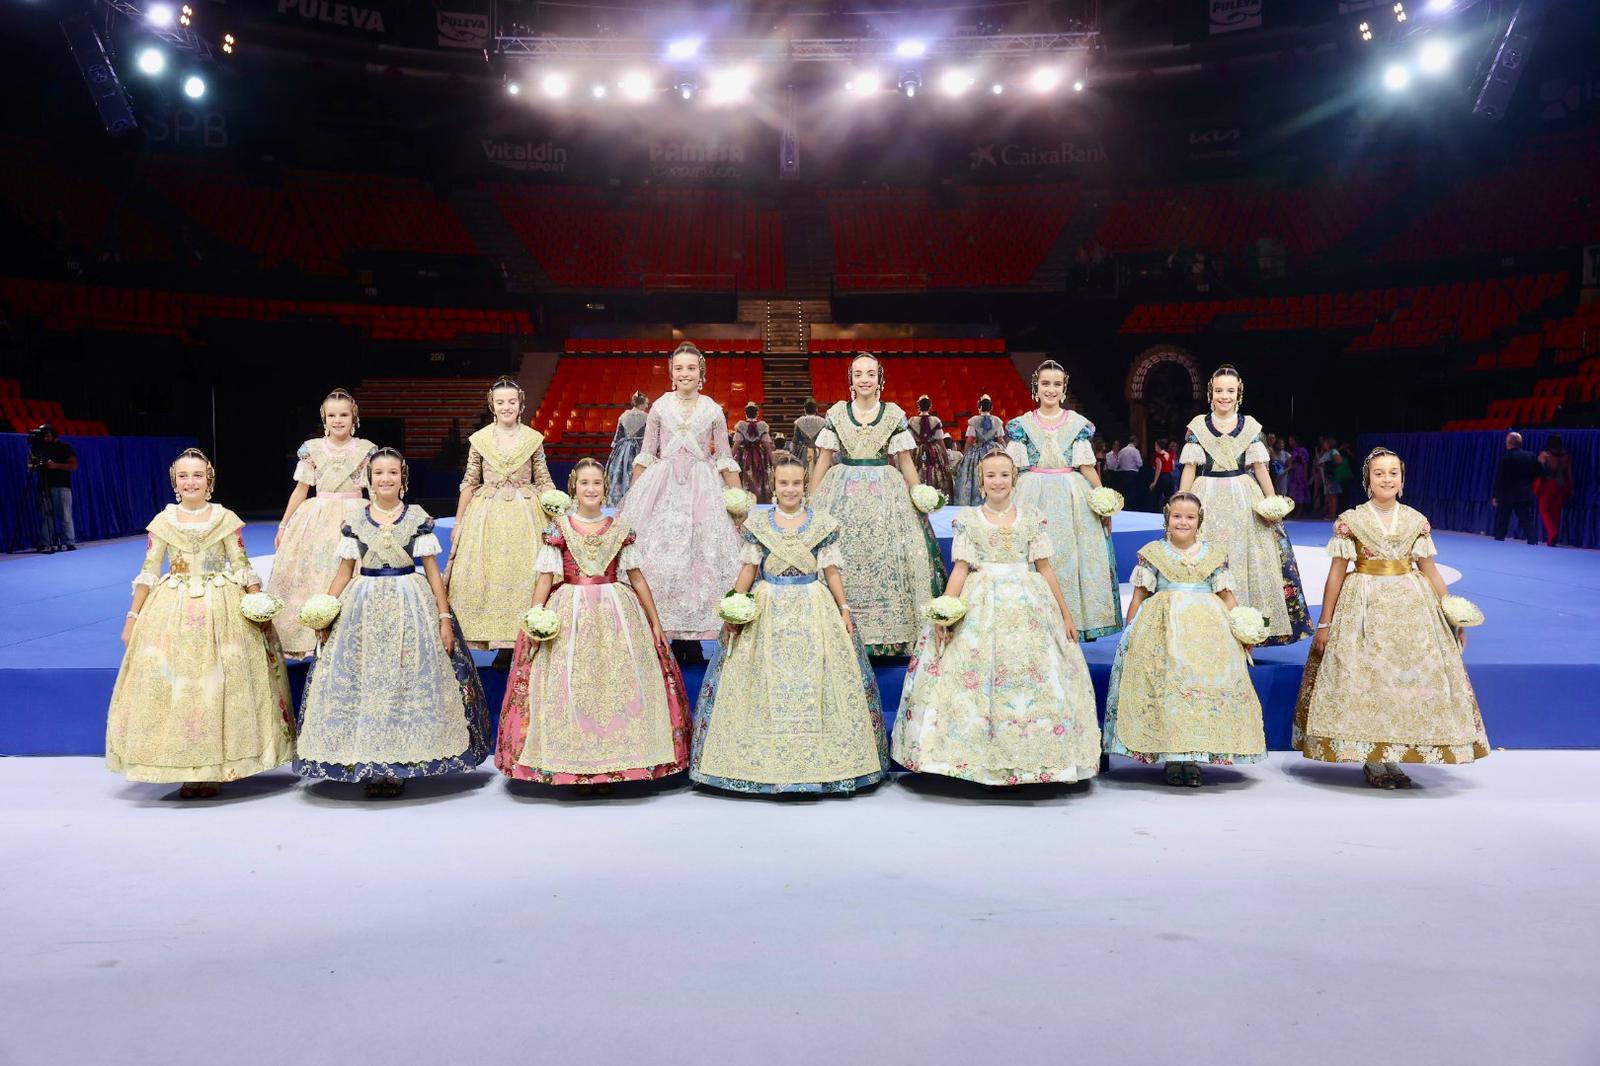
1353,558 -> 1413,576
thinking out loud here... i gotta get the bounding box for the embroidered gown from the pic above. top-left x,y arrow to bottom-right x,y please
296,506 -> 490,782
892,507 -> 1100,786
1004,410 -> 1122,640
692,509 -> 889,794
106,506 -> 295,783
267,436 -> 374,657
618,392 -> 744,640
812,400 -> 947,656
792,413 -> 827,480
1293,504 -> 1489,765
1180,415 -> 1312,645
446,424 -> 557,649
732,418 -> 775,502
953,412 -> 1005,506
496,516 -> 692,784
605,408 -> 649,506
910,413 -> 953,498
1103,540 -> 1265,765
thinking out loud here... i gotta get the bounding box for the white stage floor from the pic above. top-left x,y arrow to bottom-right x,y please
3,754 -> 1597,1066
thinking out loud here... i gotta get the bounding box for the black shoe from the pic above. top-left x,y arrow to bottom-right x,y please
671,639 -> 706,665
39,546 -> 56,554
63,544 -> 76,551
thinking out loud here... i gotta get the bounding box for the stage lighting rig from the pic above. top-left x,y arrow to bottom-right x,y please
1393,2 -> 1408,23
541,72 -> 570,99
898,70 -> 922,98
178,4 -> 192,27
136,46 -> 165,75
220,33 -> 234,57
182,73 -> 205,98
1030,66 -> 1061,92
145,3 -> 174,27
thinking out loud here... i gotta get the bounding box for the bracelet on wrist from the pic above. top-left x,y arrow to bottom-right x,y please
126,611 -> 139,620
438,612 -> 453,620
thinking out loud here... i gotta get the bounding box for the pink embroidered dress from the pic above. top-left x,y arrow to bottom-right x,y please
617,392 -> 743,640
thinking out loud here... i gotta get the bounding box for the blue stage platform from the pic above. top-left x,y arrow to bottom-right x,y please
2,512 -> 1595,755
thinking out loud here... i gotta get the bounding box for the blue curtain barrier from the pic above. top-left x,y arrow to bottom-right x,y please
1,434 -> 199,552
1355,429 -> 1598,550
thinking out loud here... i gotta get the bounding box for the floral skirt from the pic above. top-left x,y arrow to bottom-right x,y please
1190,473 -> 1312,645
1014,469 -> 1122,640
446,490 -> 548,649
605,436 -> 644,507
268,493 -> 359,658
618,457 -> 743,640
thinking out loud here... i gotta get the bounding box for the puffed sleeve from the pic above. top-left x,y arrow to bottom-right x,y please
225,527 -> 262,588
529,443 -> 556,495
1027,527 -> 1056,563
739,541 -> 764,566
618,529 -> 643,573
1326,519 -> 1358,560
711,406 -> 740,474
635,405 -> 662,470
336,522 -> 362,561
411,515 -> 442,558
964,419 -> 979,441
950,515 -> 979,565
816,527 -> 843,572
536,523 -> 565,575
1244,440 -> 1272,467
1004,419 -> 1033,471
292,441 -> 316,485
1178,432 -> 1206,468
816,418 -> 841,453
1069,438 -> 1097,468
132,531 -> 166,589
458,445 -> 484,492
1129,558 -> 1159,593
1209,563 -> 1236,593
1411,533 -> 1439,558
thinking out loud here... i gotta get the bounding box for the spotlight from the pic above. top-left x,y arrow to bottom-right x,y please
135,47 -> 165,75
896,40 -> 927,58
1392,1 -> 1407,22
1030,67 -> 1061,92
898,71 -> 922,98
1072,78 -> 1085,92
145,3 -> 174,27
182,74 -> 206,99
939,69 -> 974,96
990,83 -> 1004,95
541,72 -> 569,98
846,72 -> 881,95
179,3 -> 193,27
1383,62 -> 1411,91
666,37 -> 701,61
591,83 -> 608,99
506,80 -> 521,96
678,81 -> 695,101
1359,20 -> 1374,42
220,32 -> 235,56
1417,39 -> 1451,74
708,67 -> 753,104
1426,0 -> 1452,9
619,71 -> 652,100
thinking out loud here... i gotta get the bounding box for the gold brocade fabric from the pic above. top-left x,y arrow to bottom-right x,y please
447,425 -> 556,648
692,511 -> 886,789
552,514 -> 633,581
106,507 -> 295,782
1294,504 -> 1489,764
267,436 -> 374,657
1186,414 -> 1263,472
1104,540 -> 1265,763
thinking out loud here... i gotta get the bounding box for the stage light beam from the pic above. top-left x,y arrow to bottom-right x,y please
1073,78 -> 1086,92
1030,67 -> 1061,92
541,72 -> 569,98
619,71 -> 653,100
896,40 -> 927,58
1418,39 -> 1451,74
182,74 -> 206,99
708,67 -> 754,104
506,81 -> 521,96
666,37 -> 701,61
846,72 -> 881,95
940,69 -> 974,96
1383,62 -> 1411,91
145,3 -> 174,27
135,47 -> 165,75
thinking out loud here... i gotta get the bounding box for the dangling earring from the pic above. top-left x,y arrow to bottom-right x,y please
173,488 -> 181,503
205,483 -> 213,501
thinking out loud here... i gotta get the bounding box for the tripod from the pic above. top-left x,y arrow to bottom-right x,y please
28,462 -> 67,554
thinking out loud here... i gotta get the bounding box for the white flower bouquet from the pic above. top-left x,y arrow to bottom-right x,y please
298,594 -> 342,631
1086,486 -> 1124,518
723,488 -> 756,517
1439,595 -> 1485,629
718,591 -> 759,626
910,484 -> 946,514
924,595 -> 969,627
1254,495 -> 1295,521
1228,605 -> 1271,646
238,591 -> 284,623
521,605 -> 561,641
539,489 -> 573,516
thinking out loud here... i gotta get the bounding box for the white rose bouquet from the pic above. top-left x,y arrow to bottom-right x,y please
298,593 -> 342,631
522,605 -> 561,641
239,592 -> 285,623
539,489 -> 573,517
1087,487 -> 1124,518
1439,595 -> 1485,629
1228,605 -> 1270,646
1254,495 -> 1295,522
718,591 -> 759,626
723,488 -> 756,517
924,595 -> 969,627
910,484 -> 946,514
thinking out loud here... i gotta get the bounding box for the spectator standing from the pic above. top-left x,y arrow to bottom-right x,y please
1492,431 -> 1542,543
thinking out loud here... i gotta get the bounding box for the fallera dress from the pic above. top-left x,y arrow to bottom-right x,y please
295,506 -> 490,782
892,507 -> 1101,786
1294,504 -> 1489,765
732,418 -> 775,502
604,408 -> 649,507
267,435 -> 374,657
910,413 -> 953,498
812,400 -> 947,656
953,412 -> 1006,506
495,516 -> 692,784
1005,410 -> 1122,640
106,505 -> 295,783
1102,539 -> 1265,765
691,508 -> 889,794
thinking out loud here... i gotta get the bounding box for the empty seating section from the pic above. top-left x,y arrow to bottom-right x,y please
564,338 -> 762,353
355,377 -> 500,458
0,139 -> 171,263
0,278 -> 533,344
1095,173 -> 1404,268
1374,131 -> 1600,263
0,377 -> 108,436
808,338 -> 1007,354
143,157 -> 476,275
490,185 -> 783,291
1444,359 -> 1600,431
826,186 -> 1076,290
806,356 -> 1030,423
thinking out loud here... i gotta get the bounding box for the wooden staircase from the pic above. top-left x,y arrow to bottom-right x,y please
738,298 -> 832,433
355,374 -> 501,458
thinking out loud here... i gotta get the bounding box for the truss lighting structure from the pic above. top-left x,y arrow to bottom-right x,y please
106,0 -> 212,59
494,32 -> 1099,65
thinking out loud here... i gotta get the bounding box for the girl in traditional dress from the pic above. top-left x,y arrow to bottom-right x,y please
107,449 -> 295,797
953,395 -> 1003,506
496,458 -> 691,793
1005,360 -> 1122,641
604,391 -> 650,506
692,451 -> 889,795
268,388 -> 374,659
296,449 -> 490,798
1294,448 -> 1489,789
792,398 -> 827,482
731,402 -> 775,503
620,342 -> 746,647
1178,365 -> 1312,645
446,375 -> 557,667
892,450 -> 1100,787
1102,492 -> 1265,787
910,395 -> 953,497
1286,435 -> 1311,511
809,353 -> 947,657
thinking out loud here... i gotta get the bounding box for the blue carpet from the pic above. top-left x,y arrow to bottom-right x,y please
2,516 -> 1594,755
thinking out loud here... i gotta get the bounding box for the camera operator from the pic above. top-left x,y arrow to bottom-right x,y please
28,424 -> 77,553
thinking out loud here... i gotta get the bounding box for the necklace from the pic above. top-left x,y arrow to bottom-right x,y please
1034,407 -> 1067,428
571,511 -> 606,527
776,503 -> 806,517
370,500 -> 404,521
981,501 -> 1015,519
177,501 -> 212,516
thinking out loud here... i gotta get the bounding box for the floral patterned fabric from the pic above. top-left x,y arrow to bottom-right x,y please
692,510 -> 889,794
953,413 -> 1006,506
910,414 -> 953,497
446,424 -> 557,649
892,507 -> 1100,785
495,516 -> 691,783
1004,410 -> 1122,641
604,408 -> 649,506
1181,414 -> 1312,645
1103,539 -> 1265,764
1293,504 -> 1489,764
106,506 -> 296,783
812,400 -> 947,656
732,419 -> 775,501
267,436 -> 375,657
295,506 -> 489,781
617,392 -> 744,640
